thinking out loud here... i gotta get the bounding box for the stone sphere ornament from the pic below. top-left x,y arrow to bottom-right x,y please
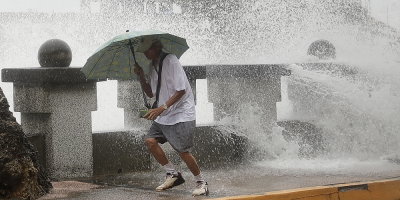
307,39 -> 336,60
38,39 -> 72,67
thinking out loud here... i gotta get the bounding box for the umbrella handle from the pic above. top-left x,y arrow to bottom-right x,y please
139,76 -> 151,109
129,38 -> 150,109
128,39 -> 137,64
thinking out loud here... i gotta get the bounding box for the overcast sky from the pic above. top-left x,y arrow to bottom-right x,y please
0,0 -> 399,30
367,0 -> 400,30
0,0 -> 81,12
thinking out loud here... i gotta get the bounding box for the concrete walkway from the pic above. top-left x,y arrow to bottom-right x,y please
38,161 -> 400,200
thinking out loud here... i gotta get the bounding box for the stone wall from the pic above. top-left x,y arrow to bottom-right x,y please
92,126 -> 248,175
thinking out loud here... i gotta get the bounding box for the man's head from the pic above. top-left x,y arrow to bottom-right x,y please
136,35 -> 163,60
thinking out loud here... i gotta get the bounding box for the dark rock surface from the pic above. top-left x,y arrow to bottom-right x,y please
0,87 -> 52,199
278,120 -> 325,158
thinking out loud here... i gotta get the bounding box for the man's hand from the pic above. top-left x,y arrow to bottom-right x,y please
143,106 -> 164,121
143,90 -> 185,121
133,63 -> 144,77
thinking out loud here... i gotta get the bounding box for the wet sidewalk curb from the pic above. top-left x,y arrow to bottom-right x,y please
39,177 -> 400,200
210,177 -> 400,200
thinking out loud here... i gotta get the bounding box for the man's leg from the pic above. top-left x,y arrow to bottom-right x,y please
146,137 -> 185,191
178,152 -> 200,176
145,137 -> 168,165
179,152 -> 209,196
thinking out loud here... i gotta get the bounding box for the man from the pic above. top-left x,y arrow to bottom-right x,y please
133,35 -> 209,196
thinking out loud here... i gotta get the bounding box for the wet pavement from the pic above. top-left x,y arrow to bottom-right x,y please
38,160 -> 400,200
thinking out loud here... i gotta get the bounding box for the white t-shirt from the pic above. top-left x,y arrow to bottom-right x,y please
147,53 -> 196,125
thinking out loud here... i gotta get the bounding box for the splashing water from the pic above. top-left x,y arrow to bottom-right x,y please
218,103 -> 301,161
1,1 -> 400,173
216,58 -> 400,173
286,61 -> 400,159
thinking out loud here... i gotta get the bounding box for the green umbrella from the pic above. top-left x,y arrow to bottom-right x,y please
81,29 -> 189,80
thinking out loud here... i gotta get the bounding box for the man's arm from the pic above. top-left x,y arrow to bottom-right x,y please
164,90 -> 185,108
143,90 -> 185,121
134,63 -> 153,98
139,72 -> 153,98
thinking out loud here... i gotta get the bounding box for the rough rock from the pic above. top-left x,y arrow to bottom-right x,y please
278,120 -> 325,158
0,87 -> 52,199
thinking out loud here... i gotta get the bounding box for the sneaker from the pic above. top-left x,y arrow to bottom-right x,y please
192,181 -> 209,196
156,172 -> 185,191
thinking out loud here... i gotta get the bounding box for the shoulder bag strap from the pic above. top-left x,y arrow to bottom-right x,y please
153,53 -> 169,108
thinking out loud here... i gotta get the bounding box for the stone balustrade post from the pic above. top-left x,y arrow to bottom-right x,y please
207,65 -> 291,129
1,67 -> 103,179
117,79 -> 152,129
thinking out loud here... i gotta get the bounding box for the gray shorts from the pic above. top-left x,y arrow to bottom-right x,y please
146,120 -> 196,153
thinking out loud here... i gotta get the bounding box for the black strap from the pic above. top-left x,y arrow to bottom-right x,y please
153,53 -> 169,108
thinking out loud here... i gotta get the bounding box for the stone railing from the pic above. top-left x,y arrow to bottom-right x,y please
2,64 -> 290,178
1,67 -> 103,178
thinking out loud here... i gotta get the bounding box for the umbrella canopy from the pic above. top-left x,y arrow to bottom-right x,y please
81,29 -> 189,80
